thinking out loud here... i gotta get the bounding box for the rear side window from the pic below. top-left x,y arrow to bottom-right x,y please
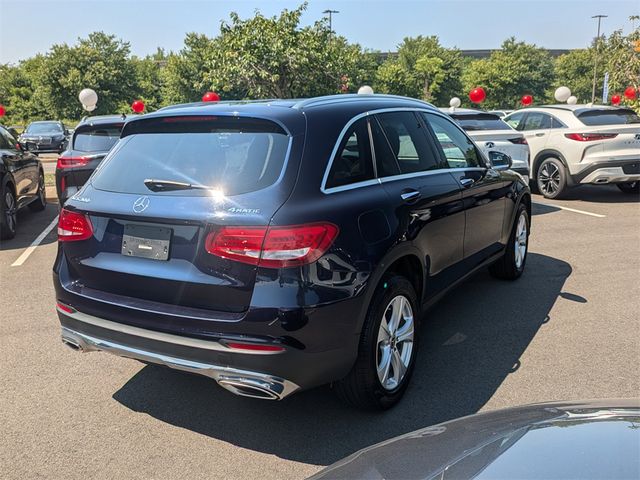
92,116 -> 290,196
521,112 -> 553,130
376,112 -> 441,173
452,113 -> 512,131
505,112 -> 526,130
74,125 -> 122,152
576,109 -> 640,126
326,118 -> 374,189
422,113 -> 480,168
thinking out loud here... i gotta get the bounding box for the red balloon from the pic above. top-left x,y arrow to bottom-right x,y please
624,86 -> 637,100
0,105 -> 5,117
202,91 -> 220,102
131,100 -> 145,113
521,95 -> 533,106
611,94 -> 621,105
469,87 -> 486,104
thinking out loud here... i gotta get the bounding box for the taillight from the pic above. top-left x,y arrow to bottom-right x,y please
58,208 -> 93,242
56,156 -> 90,169
564,133 -> 618,142
509,137 -> 528,145
205,223 -> 339,268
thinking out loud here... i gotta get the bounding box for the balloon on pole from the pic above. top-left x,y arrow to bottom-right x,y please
521,95 -> 533,106
449,97 -> 461,108
202,91 -> 220,102
624,86 -> 637,100
131,100 -> 145,113
554,86 -> 571,102
469,87 -> 486,104
566,96 -> 578,105
78,88 -> 98,111
357,85 -> 374,95
0,105 -> 5,117
611,94 -> 621,105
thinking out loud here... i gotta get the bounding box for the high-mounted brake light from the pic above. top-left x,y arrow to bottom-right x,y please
564,133 -> 618,142
508,137 -> 528,145
58,208 -> 93,242
205,223 -> 339,268
56,156 -> 90,169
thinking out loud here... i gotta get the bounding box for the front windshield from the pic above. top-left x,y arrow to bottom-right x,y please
26,122 -> 63,134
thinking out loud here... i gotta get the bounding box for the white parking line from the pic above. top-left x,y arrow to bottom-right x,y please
11,215 -> 59,267
533,202 -> 606,218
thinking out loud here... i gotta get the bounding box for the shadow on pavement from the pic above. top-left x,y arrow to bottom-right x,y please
531,202 -> 560,216
0,203 -> 58,252
113,252 -> 573,466
537,185 -> 639,204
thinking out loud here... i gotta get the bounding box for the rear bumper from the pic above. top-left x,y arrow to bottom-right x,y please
61,324 -> 299,400
570,159 -> 640,184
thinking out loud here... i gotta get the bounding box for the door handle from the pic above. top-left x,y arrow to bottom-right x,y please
535,132 -> 546,137
400,189 -> 421,203
459,178 -> 475,187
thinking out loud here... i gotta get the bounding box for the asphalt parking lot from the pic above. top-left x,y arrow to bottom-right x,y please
1,186 -> 638,479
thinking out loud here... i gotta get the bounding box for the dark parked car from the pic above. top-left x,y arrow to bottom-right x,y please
55,115 -> 127,205
310,399 -> 640,479
54,95 -> 531,409
1,125 -> 46,240
18,120 -> 69,154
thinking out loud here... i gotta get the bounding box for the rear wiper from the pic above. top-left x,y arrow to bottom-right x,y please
143,179 -> 211,192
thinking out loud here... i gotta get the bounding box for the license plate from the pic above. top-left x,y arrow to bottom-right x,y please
121,224 -> 171,261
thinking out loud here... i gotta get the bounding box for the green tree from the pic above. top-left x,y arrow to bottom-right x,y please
553,49 -> 593,103
39,32 -> 137,118
603,28 -> 639,111
374,36 -> 463,104
128,48 -> 168,112
462,38 -> 554,109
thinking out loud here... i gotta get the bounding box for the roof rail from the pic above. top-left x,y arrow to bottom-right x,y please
292,94 -> 435,110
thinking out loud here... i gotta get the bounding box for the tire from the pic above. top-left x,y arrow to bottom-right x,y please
334,275 -> 419,410
489,203 -> 529,280
0,180 -> 18,240
28,171 -> 47,212
536,157 -> 567,199
617,181 -> 639,194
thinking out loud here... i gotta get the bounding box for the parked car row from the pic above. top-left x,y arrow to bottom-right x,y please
18,120 -> 70,154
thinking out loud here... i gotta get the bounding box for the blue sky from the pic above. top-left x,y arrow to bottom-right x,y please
0,0 -> 638,64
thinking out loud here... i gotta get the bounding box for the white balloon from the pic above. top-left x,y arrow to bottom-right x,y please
78,88 -> 98,107
566,96 -> 578,105
83,104 -> 96,112
554,86 -> 571,103
357,85 -> 374,95
449,97 -> 461,108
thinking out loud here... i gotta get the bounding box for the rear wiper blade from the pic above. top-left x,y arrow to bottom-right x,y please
143,178 -> 211,192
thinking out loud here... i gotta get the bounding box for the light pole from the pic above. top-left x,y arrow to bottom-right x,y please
323,9 -> 339,34
591,14 -> 608,104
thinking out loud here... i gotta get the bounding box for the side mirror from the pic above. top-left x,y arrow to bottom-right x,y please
17,142 -> 27,152
489,151 -> 512,171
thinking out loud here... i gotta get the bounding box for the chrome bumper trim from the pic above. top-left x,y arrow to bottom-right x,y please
60,326 -> 300,400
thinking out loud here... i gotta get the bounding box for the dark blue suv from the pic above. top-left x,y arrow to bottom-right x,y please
54,95 -> 531,410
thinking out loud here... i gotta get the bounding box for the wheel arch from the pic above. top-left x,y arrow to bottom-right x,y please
532,149 -> 570,181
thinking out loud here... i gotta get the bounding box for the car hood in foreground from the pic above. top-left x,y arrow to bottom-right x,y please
309,399 -> 640,480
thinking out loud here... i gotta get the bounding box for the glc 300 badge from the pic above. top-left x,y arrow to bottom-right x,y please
133,196 -> 150,213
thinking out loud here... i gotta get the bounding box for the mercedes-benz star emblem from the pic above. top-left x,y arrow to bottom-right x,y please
132,196 -> 150,213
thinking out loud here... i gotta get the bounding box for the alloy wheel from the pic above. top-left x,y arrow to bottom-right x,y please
514,212 -> 528,269
5,191 -> 17,233
376,295 -> 414,391
538,162 -> 561,196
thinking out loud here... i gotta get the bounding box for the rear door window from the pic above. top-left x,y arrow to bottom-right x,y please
422,113 -> 481,168
73,125 -> 122,152
521,112 -> 553,130
576,109 -> 640,126
505,112 -> 526,131
375,111 -> 442,174
92,116 -> 291,196
325,117 -> 375,189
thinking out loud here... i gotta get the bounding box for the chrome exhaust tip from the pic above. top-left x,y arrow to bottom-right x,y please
217,376 -> 284,400
61,336 -> 83,352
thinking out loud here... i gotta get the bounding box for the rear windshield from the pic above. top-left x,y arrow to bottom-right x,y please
92,116 -> 290,196
73,125 -> 122,152
26,122 -> 63,134
576,109 -> 640,126
451,114 -> 512,131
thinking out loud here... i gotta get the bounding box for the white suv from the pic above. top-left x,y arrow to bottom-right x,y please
504,105 -> 640,198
